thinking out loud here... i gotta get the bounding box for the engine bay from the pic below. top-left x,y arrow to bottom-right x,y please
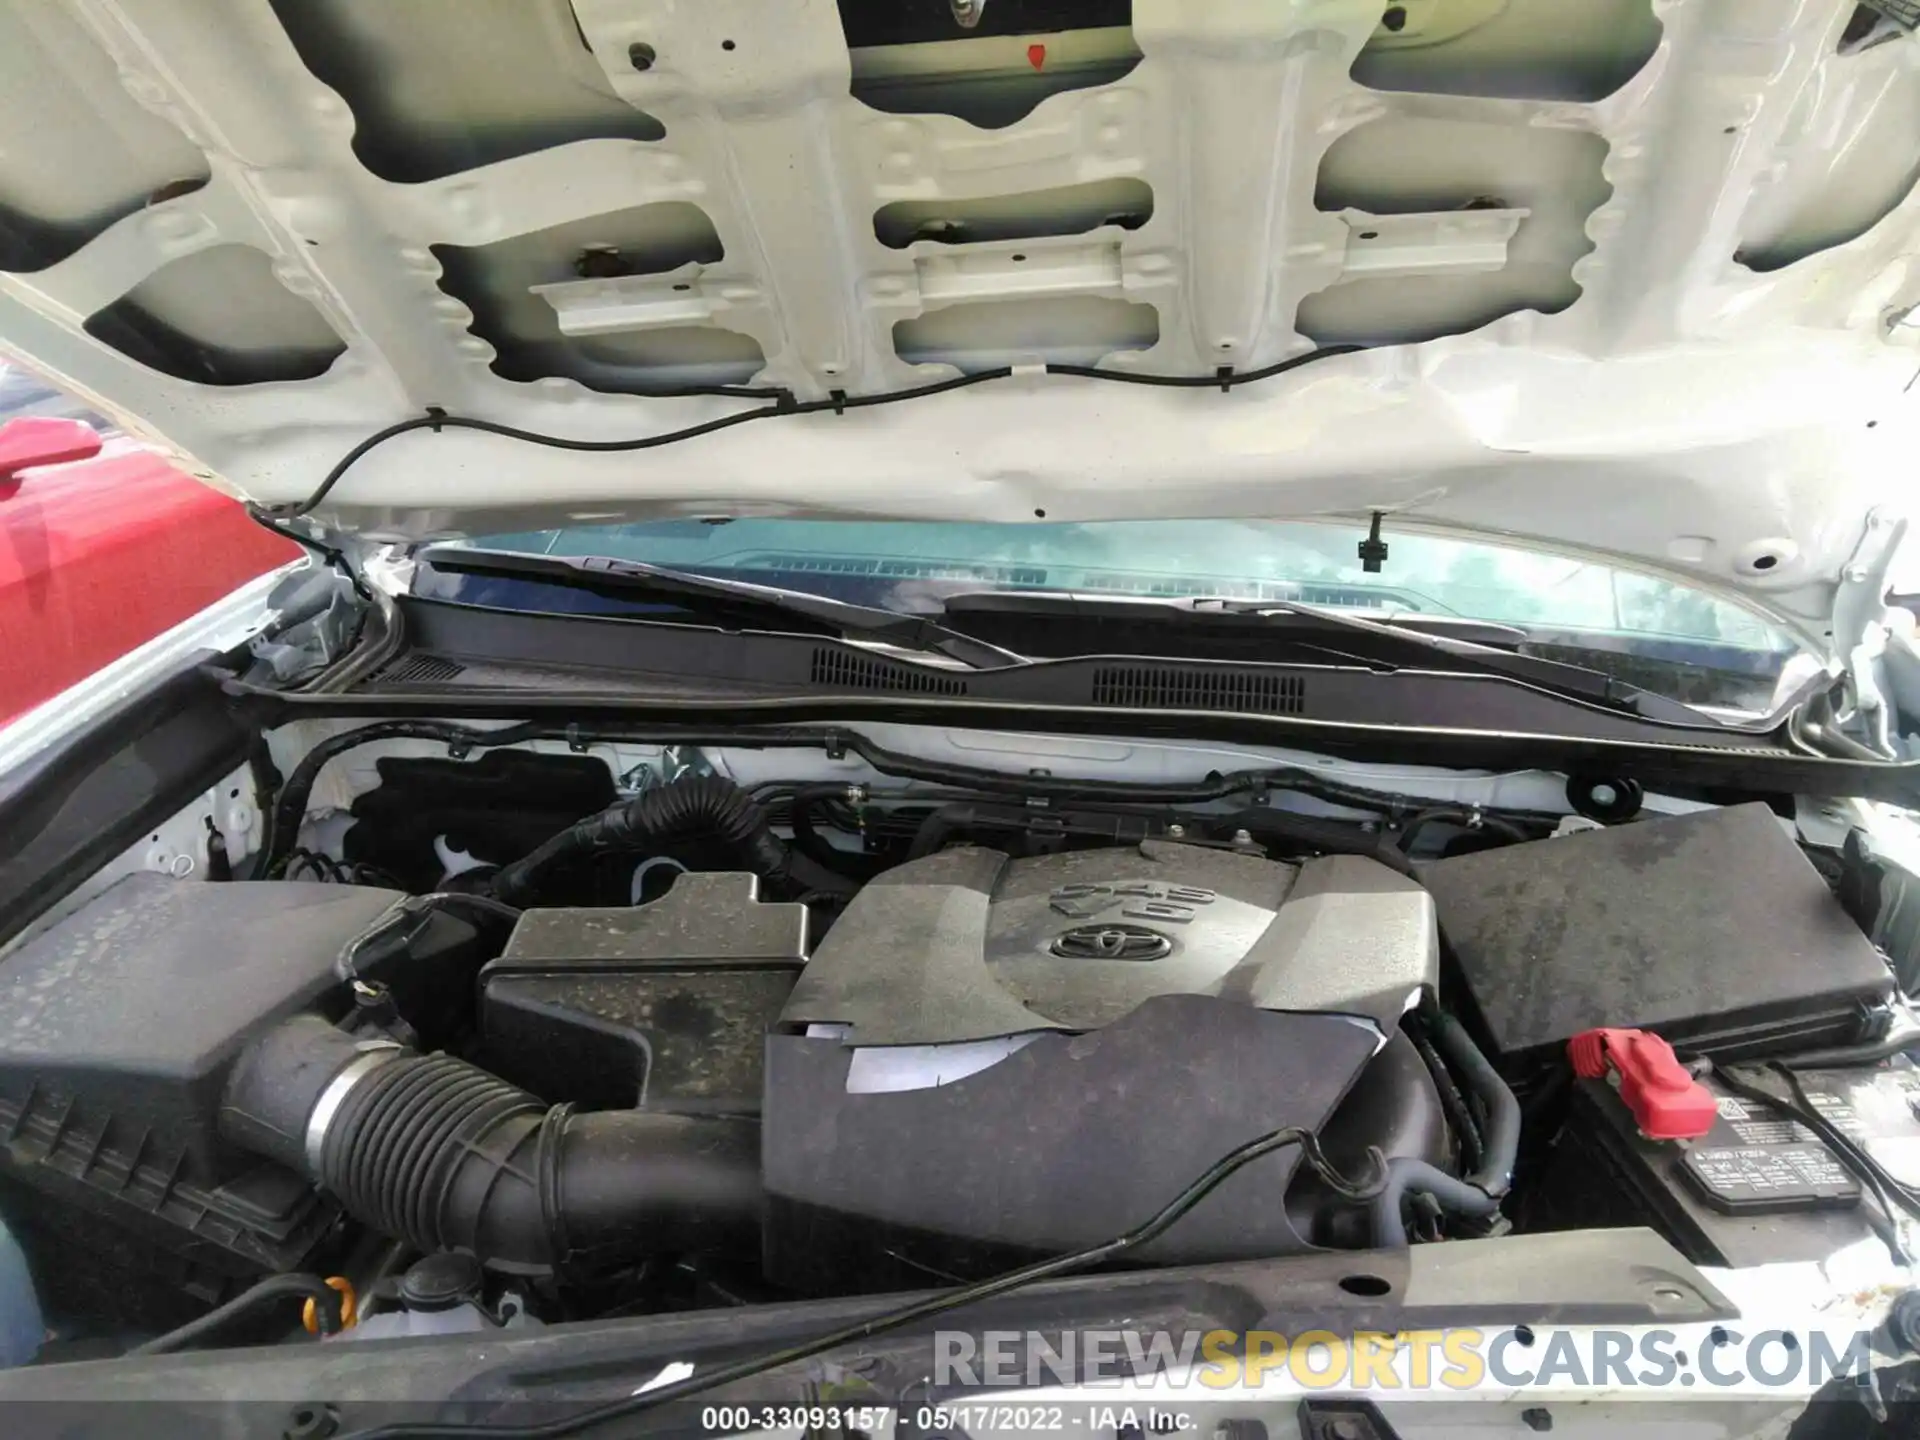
0,722 -> 1908,1359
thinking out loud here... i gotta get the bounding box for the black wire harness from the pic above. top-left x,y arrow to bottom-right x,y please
258,347 -> 1364,521
252,719 -> 1548,881
337,1123 -> 1384,1440
1711,1060 -> 1920,1266
131,1273 -> 345,1355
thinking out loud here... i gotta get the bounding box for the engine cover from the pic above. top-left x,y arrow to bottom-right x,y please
763,841 -> 1444,1291
782,840 -> 1437,1042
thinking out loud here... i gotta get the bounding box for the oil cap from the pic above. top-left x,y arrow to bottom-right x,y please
398,1252 -> 485,1313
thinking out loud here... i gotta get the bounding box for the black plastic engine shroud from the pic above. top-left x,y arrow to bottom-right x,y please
763,991 -> 1401,1292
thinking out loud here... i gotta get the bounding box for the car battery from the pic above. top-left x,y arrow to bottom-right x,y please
1534,1062 -> 1920,1268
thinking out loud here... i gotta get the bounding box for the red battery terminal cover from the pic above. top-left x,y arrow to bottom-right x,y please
1568,1028 -> 1717,1140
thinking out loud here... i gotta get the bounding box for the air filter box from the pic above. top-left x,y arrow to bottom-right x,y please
0,874 -> 409,1326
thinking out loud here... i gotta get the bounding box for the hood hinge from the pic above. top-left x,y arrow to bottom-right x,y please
1830,507 -> 1911,758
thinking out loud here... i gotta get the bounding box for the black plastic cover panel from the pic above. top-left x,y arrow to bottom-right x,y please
0,875 -> 403,1309
780,840 -> 1436,1043
763,993 -> 1379,1292
0,873 -> 403,1160
1424,803 -> 1894,1061
481,873 -> 807,1112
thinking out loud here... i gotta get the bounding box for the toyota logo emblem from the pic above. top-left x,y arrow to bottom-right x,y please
1050,923 -> 1173,961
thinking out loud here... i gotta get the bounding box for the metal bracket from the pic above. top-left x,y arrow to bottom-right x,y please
247,581 -> 358,683
1830,507 -> 1910,758
1299,1397 -> 1404,1440
660,744 -> 714,783
913,240 -> 1127,306
531,269 -> 772,340
1336,206 -> 1528,279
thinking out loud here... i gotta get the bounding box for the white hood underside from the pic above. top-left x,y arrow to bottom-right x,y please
2,0 -> 1919,636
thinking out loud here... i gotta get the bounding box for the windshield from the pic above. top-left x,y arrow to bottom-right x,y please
430,518 -> 1807,712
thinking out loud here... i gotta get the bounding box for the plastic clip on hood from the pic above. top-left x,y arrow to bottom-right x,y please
1569,1028 -> 1717,1141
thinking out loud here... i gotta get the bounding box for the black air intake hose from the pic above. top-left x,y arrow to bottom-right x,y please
221,1016 -> 760,1277
487,774 -> 853,904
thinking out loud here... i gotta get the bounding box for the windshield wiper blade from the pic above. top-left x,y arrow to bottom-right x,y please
1206,601 -> 1531,647
950,590 -> 1530,646
939,589 -> 1724,725
417,547 -> 1025,670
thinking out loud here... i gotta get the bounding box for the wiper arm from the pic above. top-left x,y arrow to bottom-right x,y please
940,590 -> 1721,725
1204,600 -> 1530,647
1209,597 -> 1756,723
417,547 -> 1024,670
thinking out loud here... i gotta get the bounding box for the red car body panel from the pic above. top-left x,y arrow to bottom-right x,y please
0,449 -> 301,723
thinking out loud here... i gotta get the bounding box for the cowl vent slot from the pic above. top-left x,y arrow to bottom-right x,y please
372,654 -> 467,687
810,648 -> 969,695
1090,665 -> 1306,714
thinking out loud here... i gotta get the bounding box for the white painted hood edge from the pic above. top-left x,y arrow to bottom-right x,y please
0,0 -> 1917,645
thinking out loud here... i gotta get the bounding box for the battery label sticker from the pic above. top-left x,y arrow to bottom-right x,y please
1726,1117 -> 1816,1146
1682,1143 -> 1860,1211
1714,1087 -> 1852,1146
1697,1152 -> 1858,1205
1804,1090 -> 1869,1140
1715,1096 -> 1816,1141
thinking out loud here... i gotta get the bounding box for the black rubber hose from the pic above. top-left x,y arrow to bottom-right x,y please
487,775 -> 851,904
247,719 -> 1549,847
906,805 -> 964,860
1366,1161 -> 1501,1247
1407,1019 -> 1483,1174
1224,807 -> 1424,879
248,720 -> 1555,884
1430,1011 -> 1520,1192
1395,807 -> 1531,855
130,1272 -> 344,1354
787,783 -> 864,875
1773,1013 -> 1920,1069
322,1054 -> 760,1275
221,1018 -> 762,1278
1370,1012 -> 1520,1246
